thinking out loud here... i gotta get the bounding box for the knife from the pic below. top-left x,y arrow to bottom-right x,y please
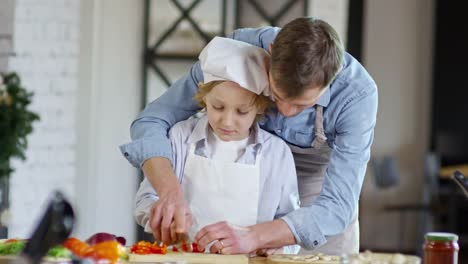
15,191 -> 75,264
452,170 -> 468,198
174,233 -> 193,252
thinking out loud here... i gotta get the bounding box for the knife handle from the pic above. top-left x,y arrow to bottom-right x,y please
22,191 -> 75,264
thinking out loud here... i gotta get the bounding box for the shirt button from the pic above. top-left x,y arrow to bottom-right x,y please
124,152 -> 129,157
276,129 -> 282,133
313,240 -> 318,246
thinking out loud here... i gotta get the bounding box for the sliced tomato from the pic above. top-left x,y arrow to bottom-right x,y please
181,242 -> 189,252
130,241 -> 167,255
191,242 -> 203,253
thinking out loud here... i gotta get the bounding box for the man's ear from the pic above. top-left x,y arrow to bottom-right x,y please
268,43 -> 273,54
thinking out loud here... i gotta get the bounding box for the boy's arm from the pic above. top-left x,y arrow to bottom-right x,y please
134,178 -> 159,233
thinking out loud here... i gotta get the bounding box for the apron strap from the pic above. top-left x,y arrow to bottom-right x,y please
312,105 -> 327,147
188,143 -> 197,155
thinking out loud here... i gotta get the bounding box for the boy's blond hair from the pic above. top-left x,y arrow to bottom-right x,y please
194,81 -> 271,118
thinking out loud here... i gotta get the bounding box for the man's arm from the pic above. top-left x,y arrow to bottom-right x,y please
282,83 -> 378,250
120,26 -> 280,167
120,62 -> 203,167
119,62 -> 203,243
144,121 -> 193,242
120,26 -> 282,244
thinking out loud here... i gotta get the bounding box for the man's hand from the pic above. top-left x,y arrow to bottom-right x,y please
148,188 -> 191,244
142,157 -> 192,244
194,221 -> 258,254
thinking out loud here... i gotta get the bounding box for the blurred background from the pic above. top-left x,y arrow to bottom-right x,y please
0,0 -> 467,259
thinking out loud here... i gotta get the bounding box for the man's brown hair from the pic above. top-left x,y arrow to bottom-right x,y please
271,17 -> 344,98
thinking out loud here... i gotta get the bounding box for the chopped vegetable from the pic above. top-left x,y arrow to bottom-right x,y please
130,241 -> 167,255
63,237 -> 90,257
191,242 -> 203,253
0,239 -> 72,258
47,246 -> 72,258
0,240 -> 25,255
86,232 -> 126,246
63,237 -> 127,262
84,241 -> 121,263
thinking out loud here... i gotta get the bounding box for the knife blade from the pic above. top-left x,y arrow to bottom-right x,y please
452,170 -> 468,198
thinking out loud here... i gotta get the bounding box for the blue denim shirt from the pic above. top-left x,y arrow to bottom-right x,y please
120,27 -> 378,250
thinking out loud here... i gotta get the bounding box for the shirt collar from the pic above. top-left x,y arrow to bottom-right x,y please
316,88 -> 331,107
187,114 -> 264,147
187,114 -> 210,144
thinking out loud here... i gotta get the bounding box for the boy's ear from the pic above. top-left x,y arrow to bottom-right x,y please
268,43 -> 273,54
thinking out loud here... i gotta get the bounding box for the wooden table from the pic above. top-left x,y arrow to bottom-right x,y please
249,257 -> 267,263
0,256 -> 269,264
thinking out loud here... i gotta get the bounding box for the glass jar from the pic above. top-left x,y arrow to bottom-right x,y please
423,232 -> 459,264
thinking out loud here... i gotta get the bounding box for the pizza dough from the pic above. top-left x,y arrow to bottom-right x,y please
267,251 -> 421,264
267,253 -> 341,263
345,250 -> 421,264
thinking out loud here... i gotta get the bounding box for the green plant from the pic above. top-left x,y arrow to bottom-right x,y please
0,72 -> 40,179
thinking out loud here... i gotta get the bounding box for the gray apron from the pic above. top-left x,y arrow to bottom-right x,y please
288,105 -> 359,255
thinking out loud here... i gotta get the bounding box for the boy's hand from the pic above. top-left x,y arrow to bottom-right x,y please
194,221 -> 258,254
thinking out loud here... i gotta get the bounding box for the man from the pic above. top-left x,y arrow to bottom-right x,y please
120,17 -> 378,255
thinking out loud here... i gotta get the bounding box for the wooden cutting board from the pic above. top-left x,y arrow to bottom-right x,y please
129,252 -> 249,264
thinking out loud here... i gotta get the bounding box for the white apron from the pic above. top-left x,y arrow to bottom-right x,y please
181,143 -> 261,239
288,105 -> 359,255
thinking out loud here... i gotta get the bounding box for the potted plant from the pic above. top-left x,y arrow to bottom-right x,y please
0,72 -> 39,236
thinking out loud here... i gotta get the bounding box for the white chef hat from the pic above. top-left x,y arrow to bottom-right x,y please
199,37 -> 270,96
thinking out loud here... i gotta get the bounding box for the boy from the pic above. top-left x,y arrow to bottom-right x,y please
133,37 -> 299,254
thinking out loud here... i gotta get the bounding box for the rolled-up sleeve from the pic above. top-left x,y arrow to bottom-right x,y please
282,84 -> 378,250
119,62 -> 203,168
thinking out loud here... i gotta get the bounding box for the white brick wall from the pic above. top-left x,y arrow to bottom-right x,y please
0,0 -> 15,71
6,0 -> 80,238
